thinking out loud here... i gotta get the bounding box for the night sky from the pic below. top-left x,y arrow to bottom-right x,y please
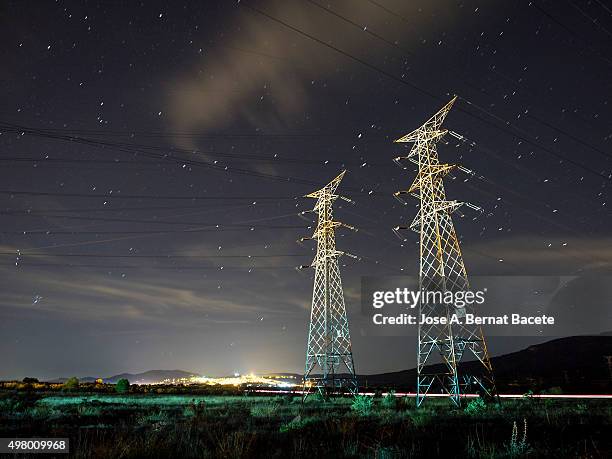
1,0 -> 611,380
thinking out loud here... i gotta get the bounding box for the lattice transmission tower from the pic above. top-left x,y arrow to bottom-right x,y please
393,96 -> 496,407
301,171 -> 358,396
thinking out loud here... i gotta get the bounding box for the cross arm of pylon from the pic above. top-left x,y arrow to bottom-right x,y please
394,96 -> 458,144
432,200 -> 482,214
392,225 -> 410,240
295,247 -> 349,270
394,128 -> 448,144
327,250 -> 359,261
393,151 -> 423,169
340,222 -> 358,232
448,130 -> 477,148
409,164 -> 457,192
434,200 -> 463,213
392,200 -> 482,236
304,170 -> 346,200
451,165 -> 489,184
314,220 -> 359,238
407,201 -> 483,231
306,193 -> 354,215
311,249 -> 347,266
310,220 -> 341,239
393,155 -> 410,168
393,189 -> 418,205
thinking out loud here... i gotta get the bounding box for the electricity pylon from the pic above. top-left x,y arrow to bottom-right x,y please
393,96 -> 496,407
301,171 -> 358,396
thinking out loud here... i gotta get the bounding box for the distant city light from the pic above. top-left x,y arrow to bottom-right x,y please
157,373 -> 297,388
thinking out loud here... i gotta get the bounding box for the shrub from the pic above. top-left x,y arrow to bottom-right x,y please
279,415 -> 318,432
464,397 -> 486,416
381,391 -> 397,409
310,391 -> 326,403
250,400 -> 281,418
281,394 -> 295,405
351,394 -> 373,416
0,397 -> 18,412
408,409 -> 432,427
62,377 -> 79,390
398,395 -> 413,410
115,378 -> 130,394
184,399 -> 206,418
136,410 -> 171,426
76,405 -> 102,417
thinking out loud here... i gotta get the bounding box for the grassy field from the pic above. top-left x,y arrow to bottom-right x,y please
0,389 -> 610,458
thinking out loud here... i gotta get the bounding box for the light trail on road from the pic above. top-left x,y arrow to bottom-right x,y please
251,389 -> 612,399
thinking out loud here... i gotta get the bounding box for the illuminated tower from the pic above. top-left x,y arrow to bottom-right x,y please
302,171 -> 358,396
393,97 -> 496,407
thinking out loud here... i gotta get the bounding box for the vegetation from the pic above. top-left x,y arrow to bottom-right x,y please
381,390 -> 397,409
464,397 -> 487,416
0,386 -> 609,458
115,378 -> 130,394
506,418 -> 530,457
61,377 -> 79,390
350,394 -> 373,416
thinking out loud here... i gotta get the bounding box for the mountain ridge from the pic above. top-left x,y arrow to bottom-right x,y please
45,336 -> 612,392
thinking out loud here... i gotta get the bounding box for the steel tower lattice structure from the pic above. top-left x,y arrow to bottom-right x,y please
393,97 -> 496,407
302,171 -> 358,396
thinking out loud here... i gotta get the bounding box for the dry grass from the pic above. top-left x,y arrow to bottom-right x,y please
0,389 -> 610,458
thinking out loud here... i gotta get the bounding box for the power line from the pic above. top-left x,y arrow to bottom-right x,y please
0,154 -> 383,168
593,0 -> 612,17
305,0 -> 413,57
4,252 -> 304,259
456,96 -> 612,180
0,125 -> 351,138
530,1 -> 612,66
0,203 -> 263,213
286,5 -> 612,271
0,227 -> 295,235
0,122 -> 336,189
293,1 -> 612,174
525,112 -> 612,162
0,210 -> 308,228
240,3 -> 438,100
360,0 -> 612,140
565,0 -> 612,39
452,134 -> 610,216
0,189 -> 296,200
0,121 -> 386,193
10,262 -> 301,270
240,2 -> 612,184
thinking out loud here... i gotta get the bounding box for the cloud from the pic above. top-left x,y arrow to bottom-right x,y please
0,262 -> 300,326
165,0 -> 458,141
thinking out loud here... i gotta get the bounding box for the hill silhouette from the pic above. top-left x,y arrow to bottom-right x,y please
360,335 -> 612,393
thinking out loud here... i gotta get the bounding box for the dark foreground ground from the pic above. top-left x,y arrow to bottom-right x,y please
0,388 -> 610,458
